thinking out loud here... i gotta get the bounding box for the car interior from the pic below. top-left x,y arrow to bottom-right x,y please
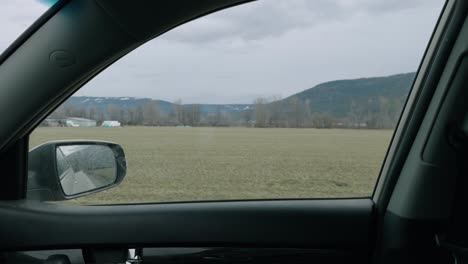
1,0 -> 468,263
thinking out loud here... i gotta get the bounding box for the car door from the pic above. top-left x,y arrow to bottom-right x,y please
0,0 -> 465,264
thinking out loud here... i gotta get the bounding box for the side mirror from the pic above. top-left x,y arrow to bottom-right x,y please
27,141 -> 126,201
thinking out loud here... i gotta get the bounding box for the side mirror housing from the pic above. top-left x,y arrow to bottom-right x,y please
27,140 -> 126,201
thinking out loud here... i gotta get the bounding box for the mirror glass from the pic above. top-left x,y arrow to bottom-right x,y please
56,144 -> 117,196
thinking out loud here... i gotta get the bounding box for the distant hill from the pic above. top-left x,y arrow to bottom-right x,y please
284,72 -> 416,117
65,96 -> 252,114
66,97 -> 172,112
65,72 -> 415,117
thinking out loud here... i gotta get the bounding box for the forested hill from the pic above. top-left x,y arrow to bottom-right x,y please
285,72 -> 416,118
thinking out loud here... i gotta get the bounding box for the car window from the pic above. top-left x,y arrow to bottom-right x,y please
0,0 -> 54,55
29,0 -> 445,204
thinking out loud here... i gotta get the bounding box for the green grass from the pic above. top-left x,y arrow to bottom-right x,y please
30,127 -> 393,204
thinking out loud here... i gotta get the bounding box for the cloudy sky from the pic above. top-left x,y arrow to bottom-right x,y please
1,0 -> 444,104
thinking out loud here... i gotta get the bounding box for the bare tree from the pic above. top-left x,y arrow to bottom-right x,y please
97,111 -> 105,125
214,106 -> 222,126
254,97 -> 269,128
268,96 -> 283,127
88,107 -> 96,120
143,101 -> 160,125
186,104 -> 201,126
376,97 -> 391,128
64,105 -> 75,117
173,99 -> 186,126
136,105 -> 144,125
241,107 -> 253,127
303,99 -> 313,127
286,96 -> 305,128
127,107 -> 137,125
348,100 -> 367,128
312,113 -> 335,128
72,106 -> 86,118
107,104 -> 121,121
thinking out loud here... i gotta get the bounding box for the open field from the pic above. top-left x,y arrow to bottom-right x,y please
30,127 -> 393,204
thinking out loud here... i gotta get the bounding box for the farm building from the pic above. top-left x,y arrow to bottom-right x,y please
64,117 -> 97,127
41,118 -> 61,127
102,120 -> 121,127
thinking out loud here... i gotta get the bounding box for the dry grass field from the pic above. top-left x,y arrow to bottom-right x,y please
30,127 -> 393,204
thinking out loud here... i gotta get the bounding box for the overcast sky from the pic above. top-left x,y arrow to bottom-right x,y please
1,0 -> 444,104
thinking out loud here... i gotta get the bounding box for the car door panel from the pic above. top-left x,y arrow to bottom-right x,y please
0,199 -> 373,263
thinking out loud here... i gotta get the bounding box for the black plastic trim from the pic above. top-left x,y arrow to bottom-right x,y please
373,0 -> 465,213
0,137 -> 29,200
0,199 -> 374,251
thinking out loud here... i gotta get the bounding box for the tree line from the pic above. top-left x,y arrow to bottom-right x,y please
251,96 -> 403,129
47,96 -> 404,129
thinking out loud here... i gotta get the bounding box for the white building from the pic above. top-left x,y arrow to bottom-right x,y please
64,117 -> 97,127
102,121 -> 121,127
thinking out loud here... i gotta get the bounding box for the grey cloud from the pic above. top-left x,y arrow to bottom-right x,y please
163,0 -> 339,43
358,0 -> 438,13
162,0 -> 441,44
